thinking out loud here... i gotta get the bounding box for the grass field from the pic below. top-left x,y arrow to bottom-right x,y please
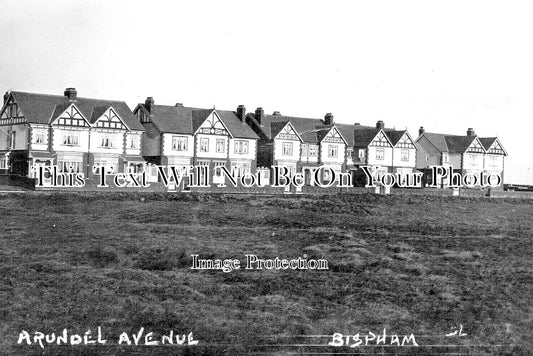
0,192 -> 531,355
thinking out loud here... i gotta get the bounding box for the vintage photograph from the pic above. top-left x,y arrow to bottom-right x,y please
0,1 -> 531,355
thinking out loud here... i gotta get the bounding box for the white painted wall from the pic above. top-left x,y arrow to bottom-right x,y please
319,142 -> 345,165
228,138 -> 256,160
162,133 -> 194,157
195,133 -> 228,159
392,147 -> 417,168
367,146 -> 393,167
52,127 -> 90,153
90,130 -> 124,154
274,139 -> 300,162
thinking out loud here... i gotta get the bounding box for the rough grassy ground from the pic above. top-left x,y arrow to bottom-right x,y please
0,192 -> 531,355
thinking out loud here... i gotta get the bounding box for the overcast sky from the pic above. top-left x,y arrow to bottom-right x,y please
0,0 -> 531,184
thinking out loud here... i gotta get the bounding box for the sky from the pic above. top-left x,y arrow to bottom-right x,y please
0,0 -> 532,184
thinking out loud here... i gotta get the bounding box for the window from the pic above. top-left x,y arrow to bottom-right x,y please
213,161 -> 226,177
33,131 -> 45,144
0,158 -> 6,169
10,131 -> 16,149
442,152 -> 449,164
172,136 -> 187,151
328,144 -> 338,158
358,149 -> 366,161
57,160 -> 81,173
216,139 -> 225,153
282,142 -> 293,156
375,148 -> 384,160
234,140 -> 249,154
347,148 -> 354,159
231,162 -> 251,177
62,133 -> 79,146
94,159 -> 117,174
401,149 -> 409,162
301,143 -> 308,156
128,135 -> 140,149
200,138 -> 209,152
100,134 -> 114,148
309,145 -> 317,157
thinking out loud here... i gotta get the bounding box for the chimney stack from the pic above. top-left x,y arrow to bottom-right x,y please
236,105 -> 246,122
466,128 -> 476,137
419,126 -> 425,136
354,122 -> 360,126
145,97 -> 155,112
376,120 -> 385,130
64,88 -> 77,100
255,107 -> 264,124
324,113 -> 334,125
175,103 -> 183,107
272,111 -> 281,116
3,92 -> 9,104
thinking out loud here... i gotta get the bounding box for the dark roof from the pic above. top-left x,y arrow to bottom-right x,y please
352,128 -> 383,147
251,114 -> 351,144
420,132 -> 482,153
8,91 -> 143,130
335,123 -> 373,146
479,137 -> 497,150
384,129 -> 407,146
140,104 -> 258,139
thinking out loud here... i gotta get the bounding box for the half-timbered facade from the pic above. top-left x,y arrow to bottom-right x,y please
383,129 -> 418,175
0,88 -> 144,179
246,109 -> 348,184
415,127 -> 507,187
134,99 -> 258,185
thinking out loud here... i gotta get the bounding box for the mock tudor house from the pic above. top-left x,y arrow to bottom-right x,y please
134,98 -> 258,185
245,108 -> 348,184
0,88 -> 144,179
383,128 -> 418,176
415,127 -> 507,187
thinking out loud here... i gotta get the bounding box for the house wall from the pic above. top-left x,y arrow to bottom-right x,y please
484,154 -> 504,172
141,123 -> 161,157
195,133 -> 228,159
449,153 -> 462,169
367,146 -> 393,167
462,152 -> 484,171
29,125 -> 49,151
90,130 -> 124,155
51,127 -> 90,153
415,136 -> 441,169
161,133 -> 194,158
125,131 -> 142,156
273,139 -> 301,162
319,142 -> 345,165
228,138 -> 256,161
391,147 -> 417,168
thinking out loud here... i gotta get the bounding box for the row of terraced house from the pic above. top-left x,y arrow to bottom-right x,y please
0,88 -> 507,189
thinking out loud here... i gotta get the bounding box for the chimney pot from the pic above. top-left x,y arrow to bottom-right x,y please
272,111 -> 281,116
354,122 -> 360,126
467,128 -> 476,137
324,113 -> 334,125
64,87 -> 77,100
376,120 -> 385,130
419,126 -> 425,136
175,103 -> 183,107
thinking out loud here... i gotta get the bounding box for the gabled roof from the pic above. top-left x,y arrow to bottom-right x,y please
334,123 -> 373,147
138,104 -> 258,139
249,113 -> 349,144
352,128 -> 388,147
6,91 -> 143,130
479,137 -> 508,155
419,132 -> 490,154
479,137 -> 497,150
384,129 -> 407,146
